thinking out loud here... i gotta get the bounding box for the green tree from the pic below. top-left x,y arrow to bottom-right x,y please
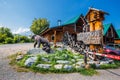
0,33 -> 7,43
5,37 -> 13,44
20,36 -> 31,42
14,34 -> 31,43
13,34 -> 20,43
0,27 -> 13,38
30,18 -> 49,35
0,27 -> 13,44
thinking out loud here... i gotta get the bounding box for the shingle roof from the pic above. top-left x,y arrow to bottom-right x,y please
103,23 -> 120,39
116,29 -> 120,38
63,15 -> 81,25
103,23 -> 112,36
49,14 -> 81,29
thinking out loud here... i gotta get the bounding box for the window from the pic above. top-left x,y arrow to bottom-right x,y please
51,35 -> 54,41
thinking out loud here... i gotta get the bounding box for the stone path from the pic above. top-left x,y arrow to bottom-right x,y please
0,43 -> 120,80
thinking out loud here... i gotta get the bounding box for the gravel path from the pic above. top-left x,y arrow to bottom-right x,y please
0,43 -> 120,80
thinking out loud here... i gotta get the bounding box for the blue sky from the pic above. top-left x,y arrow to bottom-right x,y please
0,0 -> 120,34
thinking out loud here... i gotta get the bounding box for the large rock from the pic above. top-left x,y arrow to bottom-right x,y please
76,61 -> 83,65
56,60 -> 70,64
71,59 -> 76,63
36,64 -> 51,69
100,61 -> 110,65
95,63 -> 100,68
88,60 -> 95,64
100,58 -> 113,65
24,56 -> 37,67
16,55 -> 23,61
73,56 -> 80,59
63,64 -> 73,70
76,59 -> 84,62
27,48 -> 47,55
56,47 -> 64,51
54,64 -> 63,69
74,61 -> 84,68
41,57 -> 50,62
49,49 -> 55,53
74,65 -> 82,69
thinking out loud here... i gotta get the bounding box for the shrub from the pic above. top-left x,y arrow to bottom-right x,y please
13,35 -> 32,43
20,36 -> 31,42
14,35 -> 20,43
5,37 -> 13,44
0,33 -> 7,43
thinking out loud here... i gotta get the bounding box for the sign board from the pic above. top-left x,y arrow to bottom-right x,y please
77,30 -> 102,44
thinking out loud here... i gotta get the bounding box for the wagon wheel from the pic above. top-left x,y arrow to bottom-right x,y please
62,31 -> 70,45
76,41 -> 86,54
62,31 -> 74,46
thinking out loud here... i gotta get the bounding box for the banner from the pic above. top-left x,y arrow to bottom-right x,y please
87,51 -> 120,60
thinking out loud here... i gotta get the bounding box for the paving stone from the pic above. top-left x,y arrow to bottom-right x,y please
63,64 -> 73,70
56,60 -> 70,64
54,64 -> 63,69
36,64 -> 51,69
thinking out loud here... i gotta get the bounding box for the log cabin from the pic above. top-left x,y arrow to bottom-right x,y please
114,29 -> 120,44
41,14 -> 85,46
103,23 -> 119,44
41,8 -> 120,47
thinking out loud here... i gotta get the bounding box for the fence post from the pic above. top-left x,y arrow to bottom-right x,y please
84,51 -> 87,65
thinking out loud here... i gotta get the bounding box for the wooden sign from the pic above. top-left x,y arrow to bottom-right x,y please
77,30 -> 102,44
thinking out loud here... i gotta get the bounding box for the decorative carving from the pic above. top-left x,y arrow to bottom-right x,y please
77,30 -> 102,44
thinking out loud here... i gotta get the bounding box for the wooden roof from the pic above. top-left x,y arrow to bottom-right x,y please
85,7 -> 109,18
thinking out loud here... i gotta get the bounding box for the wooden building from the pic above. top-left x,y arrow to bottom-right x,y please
41,8 -> 120,46
41,14 -> 85,45
85,8 -> 109,49
103,23 -> 119,44
114,29 -> 120,44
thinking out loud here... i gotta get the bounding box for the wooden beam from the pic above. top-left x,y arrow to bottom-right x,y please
74,23 -> 76,32
52,28 -> 63,32
54,30 -> 57,47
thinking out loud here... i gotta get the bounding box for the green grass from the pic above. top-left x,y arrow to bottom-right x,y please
99,64 -> 118,69
99,60 -> 120,69
9,49 -> 120,76
8,53 -> 30,72
79,68 -> 98,76
12,49 -> 98,76
17,55 -> 30,66
8,53 -> 18,66
29,65 -> 97,76
90,60 -> 120,69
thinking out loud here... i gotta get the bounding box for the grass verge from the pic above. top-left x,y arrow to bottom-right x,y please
8,53 -> 30,72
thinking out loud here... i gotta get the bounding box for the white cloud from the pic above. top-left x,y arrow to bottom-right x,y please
0,24 -> 4,27
12,27 -> 30,34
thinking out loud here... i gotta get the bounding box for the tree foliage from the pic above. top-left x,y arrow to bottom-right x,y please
0,27 -> 13,44
0,27 -> 13,38
14,34 -> 32,43
30,18 -> 49,35
5,37 -> 13,44
0,27 -> 32,44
